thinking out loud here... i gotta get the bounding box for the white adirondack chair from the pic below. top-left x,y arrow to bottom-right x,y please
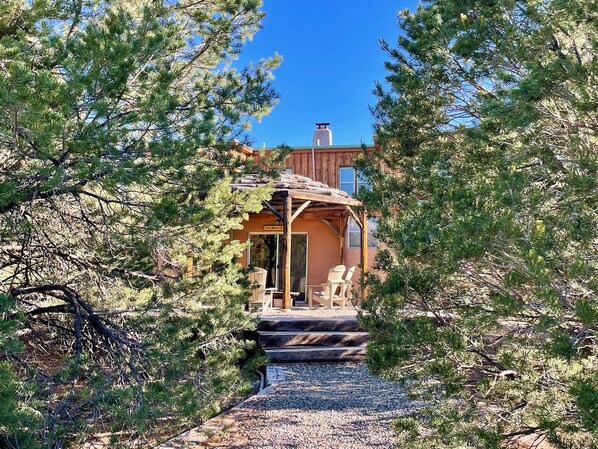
248,267 -> 276,311
343,266 -> 357,304
317,265 -> 356,299
307,265 -> 346,309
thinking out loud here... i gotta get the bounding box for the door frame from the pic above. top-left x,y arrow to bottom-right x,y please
247,232 -> 309,292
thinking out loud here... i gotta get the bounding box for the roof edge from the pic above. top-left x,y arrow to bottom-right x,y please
255,144 -> 375,152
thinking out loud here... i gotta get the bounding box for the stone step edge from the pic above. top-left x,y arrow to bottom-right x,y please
158,364 -> 286,448
264,364 -> 286,391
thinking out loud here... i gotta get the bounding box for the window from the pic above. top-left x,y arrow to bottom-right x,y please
339,167 -> 355,196
339,167 -> 369,196
340,167 -> 377,247
284,167 -> 293,174
357,171 -> 370,192
348,218 -> 379,248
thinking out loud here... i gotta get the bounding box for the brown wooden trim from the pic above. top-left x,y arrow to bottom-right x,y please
293,206 -> 347,214
252,211 -> 344,220
286,190 -> 360,206
271,190 -> 290,198
320,218 -> 342,238
346,205 -> 362,228
262,200 -> 284,222
299,212 -> 345,220
360,211 -> 369,299
322,152 -> 330,187
290,200 -> 311,223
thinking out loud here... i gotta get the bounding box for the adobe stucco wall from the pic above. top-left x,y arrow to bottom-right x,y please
235,215 -> 342,287
344,246 -> 377,283
234,214 -> 380,295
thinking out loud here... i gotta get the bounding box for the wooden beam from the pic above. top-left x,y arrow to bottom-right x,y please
284,190 -> 361,206
295,206 -> 347,214
290,200 -> 311,223
360,212 -> 369,299
281,196 -> 292,310
301,215 -> 344,222
320,218 -> 342,238
346,205 -> 362,228
262,200 -> 284,222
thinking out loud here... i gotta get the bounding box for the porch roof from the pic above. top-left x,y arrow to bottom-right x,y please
231,174 -> 369,310
230,173 -> 361,208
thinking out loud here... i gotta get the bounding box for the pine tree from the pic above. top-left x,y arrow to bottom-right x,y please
0,0 -> 279,446
360,1 -> 598,447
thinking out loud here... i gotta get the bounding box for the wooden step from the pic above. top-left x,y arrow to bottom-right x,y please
258,331 -> 370,348
258,317 -> 361,332
264,346 -> 367,363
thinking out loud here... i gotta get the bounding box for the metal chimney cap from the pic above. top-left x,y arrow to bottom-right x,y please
315,122 -> 330,129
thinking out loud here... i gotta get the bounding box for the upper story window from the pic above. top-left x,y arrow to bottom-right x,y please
339,167 -> 369,196
340,167 -> 378,248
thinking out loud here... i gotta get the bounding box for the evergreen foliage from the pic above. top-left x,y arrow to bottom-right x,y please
361,1 -> 597,447
0,0 -> 279,446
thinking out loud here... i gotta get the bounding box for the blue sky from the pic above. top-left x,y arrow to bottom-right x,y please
237,1 -> 418,148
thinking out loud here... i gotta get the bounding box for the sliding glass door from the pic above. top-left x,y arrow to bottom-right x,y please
248,234 -> 307,297
248,234 -> 278,289
290,234 -> 307,296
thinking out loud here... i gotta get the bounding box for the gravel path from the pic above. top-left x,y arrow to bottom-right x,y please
210,363 -> 411,449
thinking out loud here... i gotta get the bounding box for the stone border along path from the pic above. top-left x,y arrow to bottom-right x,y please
160,363 -> 414,449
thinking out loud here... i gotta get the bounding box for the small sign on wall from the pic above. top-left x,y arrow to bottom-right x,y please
264,225 -> 283,231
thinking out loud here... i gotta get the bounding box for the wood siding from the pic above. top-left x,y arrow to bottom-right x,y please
254,145 -> 376,189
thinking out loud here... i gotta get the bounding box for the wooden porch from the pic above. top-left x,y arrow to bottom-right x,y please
231,174 -> 370,310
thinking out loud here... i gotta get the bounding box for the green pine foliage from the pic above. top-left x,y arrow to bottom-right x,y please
0,0 -> 279,447
0,294 -> 43,448
360,1 -> 597,447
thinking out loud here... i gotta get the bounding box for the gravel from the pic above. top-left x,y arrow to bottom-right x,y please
209,363 -> 413,449
259,307 -> 360,319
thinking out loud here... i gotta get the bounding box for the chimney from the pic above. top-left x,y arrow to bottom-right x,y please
312,122 -> 332,146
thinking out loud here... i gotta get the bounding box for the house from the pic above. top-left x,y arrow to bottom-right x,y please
232,124 -> 379,309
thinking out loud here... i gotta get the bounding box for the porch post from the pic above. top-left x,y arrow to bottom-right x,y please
281,195 -> 292,310
360,212 -> 368,298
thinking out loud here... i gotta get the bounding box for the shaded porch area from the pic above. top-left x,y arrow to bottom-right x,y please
232,174 -> 370,310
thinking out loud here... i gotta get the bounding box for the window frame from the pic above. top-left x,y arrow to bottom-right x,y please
347,218 -> 379,248
339,166 -> 369,196
339,166 -> 356,196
